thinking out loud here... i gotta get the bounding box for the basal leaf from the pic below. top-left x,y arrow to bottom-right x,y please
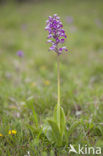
60,106 -> 66,138
43,124 -> 55,143
48,120 -> 62,145
53,105 -> 66,138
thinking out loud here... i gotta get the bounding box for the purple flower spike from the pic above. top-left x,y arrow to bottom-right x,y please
17,51 -> 24,57
45,14 -> 68,55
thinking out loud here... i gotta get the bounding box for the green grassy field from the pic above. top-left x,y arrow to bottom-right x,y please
0,0 -> 103,155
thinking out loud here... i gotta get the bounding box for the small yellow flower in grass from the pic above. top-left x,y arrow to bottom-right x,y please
0,133 -> 3,137
44,80 -> 50,86
40,65 -> 46,70
8,130 -> 17,135
31,82 -> 36,87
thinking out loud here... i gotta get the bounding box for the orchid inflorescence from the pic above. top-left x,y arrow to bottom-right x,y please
45,14 -> 68,55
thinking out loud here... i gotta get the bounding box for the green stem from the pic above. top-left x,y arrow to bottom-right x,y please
57,54 -> 60,129
57,54 -> 60,107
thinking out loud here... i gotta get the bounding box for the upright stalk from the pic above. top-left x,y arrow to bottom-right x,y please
57,54 -> 60,129
57,54 -> 60,106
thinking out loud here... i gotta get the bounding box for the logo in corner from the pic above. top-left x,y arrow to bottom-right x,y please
68,144 -> 101,155
69,144 -> 78,153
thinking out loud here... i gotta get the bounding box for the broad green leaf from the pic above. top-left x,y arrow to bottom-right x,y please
60,107 -> 66,138
43,124 -> 55,143
48,120 -> 62,145
54,105 -> 66,137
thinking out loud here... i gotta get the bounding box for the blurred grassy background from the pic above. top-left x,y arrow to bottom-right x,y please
0,0 -> 103,155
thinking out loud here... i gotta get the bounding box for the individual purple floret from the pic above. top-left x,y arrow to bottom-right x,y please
45,14 -> 68,55
17,51 -> 24,57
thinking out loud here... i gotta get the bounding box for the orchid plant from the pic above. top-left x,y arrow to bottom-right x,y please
28,14 -> 81,149
43,14 -> 68,146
